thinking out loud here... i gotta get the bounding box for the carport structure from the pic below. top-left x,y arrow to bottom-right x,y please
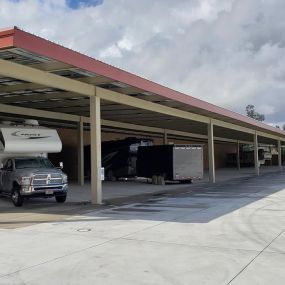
0,26 -> 284,204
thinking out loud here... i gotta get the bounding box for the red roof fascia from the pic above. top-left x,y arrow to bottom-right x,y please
0,27 -> 15,49
0,27 -> 282,137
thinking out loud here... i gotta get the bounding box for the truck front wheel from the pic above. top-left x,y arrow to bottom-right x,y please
55,195 -> 67,203
11,187 -> 24,207
180,179 -> 192,184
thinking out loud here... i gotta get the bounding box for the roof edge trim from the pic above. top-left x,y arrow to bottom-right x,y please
0,27 -> 16,37
0,27 -> 15,49
1,26 -> 284,138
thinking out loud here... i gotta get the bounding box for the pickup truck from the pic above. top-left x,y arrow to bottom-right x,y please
0,157 -> 68,207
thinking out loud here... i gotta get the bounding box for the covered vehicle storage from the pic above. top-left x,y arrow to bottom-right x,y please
0,26 -> 284,204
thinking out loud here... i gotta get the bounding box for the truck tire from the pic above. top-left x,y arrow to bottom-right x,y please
180,179 -> 192,184
106,170 -> 117,181
152,175 -> 158,185
157,175 -> 165,185
55,195 -> 67,203
11,187 -> 24,207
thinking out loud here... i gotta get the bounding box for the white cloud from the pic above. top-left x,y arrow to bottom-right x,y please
0,0 -> 285,123
259,105 -> 275,116
99,44 -> 122,58
117,37 -> 133,51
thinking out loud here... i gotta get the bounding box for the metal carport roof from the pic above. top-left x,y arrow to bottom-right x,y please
0,26 -> 284,203
0,26 -> 284,140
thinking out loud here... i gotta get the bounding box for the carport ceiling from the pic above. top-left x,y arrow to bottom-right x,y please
0,27 -> 285,142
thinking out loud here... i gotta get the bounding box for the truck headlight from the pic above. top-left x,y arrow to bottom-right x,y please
21,177 -> 31,185
62,174 -> 68,183
22,186 -> 31,193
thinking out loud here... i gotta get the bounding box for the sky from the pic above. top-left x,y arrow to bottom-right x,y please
0,0 -> 284,126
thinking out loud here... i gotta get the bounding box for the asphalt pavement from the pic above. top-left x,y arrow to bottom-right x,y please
0,171 -> 285,284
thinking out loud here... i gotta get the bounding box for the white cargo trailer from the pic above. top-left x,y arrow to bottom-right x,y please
137,144 -> 203,183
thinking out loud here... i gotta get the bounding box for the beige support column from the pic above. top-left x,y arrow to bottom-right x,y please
163,130 -> 168,144
90,95 -> 102,204
208,120 -> 216,183
237,140 -> 241,170
278,140 -> 282,171
254,132 -> 259,176
77,116 -> 84,186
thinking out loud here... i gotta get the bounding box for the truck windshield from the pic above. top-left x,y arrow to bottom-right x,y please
15,158 -> 54,169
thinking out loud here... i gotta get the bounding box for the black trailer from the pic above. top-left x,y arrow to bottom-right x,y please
137,144 -> 203,183
84,137 -> 153,180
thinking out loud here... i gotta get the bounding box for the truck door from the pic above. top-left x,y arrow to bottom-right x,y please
2,159 -> 14,192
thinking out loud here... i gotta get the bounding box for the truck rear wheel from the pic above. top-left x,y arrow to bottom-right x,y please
55,195 -> 67,203
106,170 -> 117,181
152,175 -> 158,185
157,175 -> 165,185
11,188 -> 24,207
180,179 -> 192,184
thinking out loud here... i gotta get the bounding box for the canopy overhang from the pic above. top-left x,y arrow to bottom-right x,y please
0,26 -> 283,143
0,26 -> 283,203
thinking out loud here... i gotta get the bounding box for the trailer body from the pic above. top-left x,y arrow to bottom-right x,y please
137,144 -> 203,181
85,137 -> 153,180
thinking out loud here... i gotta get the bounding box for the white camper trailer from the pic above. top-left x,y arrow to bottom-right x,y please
0,120 -> 68,207
0,120 -> 62,162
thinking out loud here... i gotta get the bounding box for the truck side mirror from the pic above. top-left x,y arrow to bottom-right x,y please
59,162 -> 63,169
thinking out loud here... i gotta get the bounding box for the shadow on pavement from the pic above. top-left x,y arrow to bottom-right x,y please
1,170 -> 284,229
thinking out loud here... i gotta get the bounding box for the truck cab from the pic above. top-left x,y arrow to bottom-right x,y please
0,157 -> 68,206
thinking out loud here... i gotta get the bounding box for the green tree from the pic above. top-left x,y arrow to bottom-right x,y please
245,104 -> 265,122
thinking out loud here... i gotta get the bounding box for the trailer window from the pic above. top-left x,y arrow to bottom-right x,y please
15,158 -> 54,169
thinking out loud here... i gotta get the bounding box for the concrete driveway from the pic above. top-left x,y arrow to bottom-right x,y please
0,172 -> 285,284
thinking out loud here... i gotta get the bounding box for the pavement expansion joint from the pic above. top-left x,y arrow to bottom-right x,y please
226,228 -> 285,284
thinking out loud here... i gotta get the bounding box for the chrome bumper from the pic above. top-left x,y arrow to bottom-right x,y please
20,184 -> 68,195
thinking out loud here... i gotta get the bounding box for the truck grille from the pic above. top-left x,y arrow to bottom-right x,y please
32,174 -> 62,186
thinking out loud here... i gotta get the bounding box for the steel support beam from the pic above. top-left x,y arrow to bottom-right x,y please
164,130 -> 168,144
0,58 -> 284,145
78,116 -> 84,186
278,140 -> 282,171
0,102 -> 254,145
96,87 -> 210,124
0,92 -> 84,104
90,95 -> 102,204
212,119 -> 255,135
0,82 -> 44,93
207,120 -> 285,142
254,132 -> 259,176
0,58 -> 95,96
0,103 -> 254,146
18,99 -> 89,109
208,120 -> 215,183
0,103 -> 80,122
257,131 -> 282,142
99,119 -> 253,144
97,87 -> 285,143
237,140 -> 241,171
